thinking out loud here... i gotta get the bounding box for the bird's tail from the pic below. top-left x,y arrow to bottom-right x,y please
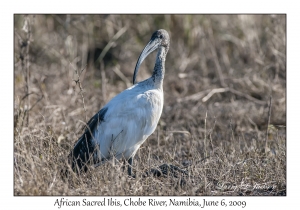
59,149 -> 93,180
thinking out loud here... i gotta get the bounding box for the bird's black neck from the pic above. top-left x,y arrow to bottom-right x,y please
152,47 -> 167,88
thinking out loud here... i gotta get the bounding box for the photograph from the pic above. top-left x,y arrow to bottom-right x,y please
14,14 -> 286,197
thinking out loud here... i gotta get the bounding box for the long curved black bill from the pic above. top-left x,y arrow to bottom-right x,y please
133,39 -> 160,84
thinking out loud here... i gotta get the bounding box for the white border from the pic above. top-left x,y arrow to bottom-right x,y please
3,0 -> 296,209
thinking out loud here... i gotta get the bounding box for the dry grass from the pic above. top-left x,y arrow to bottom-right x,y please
14,14 -> 286,196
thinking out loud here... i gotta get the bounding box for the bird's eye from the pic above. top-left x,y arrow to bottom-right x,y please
159,34 -> 163,39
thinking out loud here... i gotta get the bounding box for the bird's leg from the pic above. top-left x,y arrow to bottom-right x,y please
127,157 -> 134,177
122,159 -> 126,172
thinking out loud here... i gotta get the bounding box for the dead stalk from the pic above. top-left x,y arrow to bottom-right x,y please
24,16 -> 31,126
265,96 -> 273,151
180,88 -> 266,105
72,64 -> 88,121
207,27 -> 226,88
204,111 -> 208,158
101,62 -> 107,102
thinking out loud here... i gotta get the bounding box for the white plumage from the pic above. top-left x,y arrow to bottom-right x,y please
69,29 -> 170,176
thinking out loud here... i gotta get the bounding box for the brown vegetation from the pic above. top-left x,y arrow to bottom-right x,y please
14,14 -> 286,195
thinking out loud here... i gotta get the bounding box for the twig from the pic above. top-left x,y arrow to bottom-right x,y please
199,87 -> 267,105
204,111 -> 208,158
228,88 -> 266,105
265,96 -> 272,151
167,130 -> 191,136
48,171 -> 57,191
112,65 -> 131,88
95,26 -> 127,65
15,16 -> 41,131
100,62 -> 107,102
207,27 -> 226,88
14,156 -> 23,187
72,64 -> 88,121
24,16 -> 31,126
209,116 -> 216,149
20,92 -> 44,111
229,116 -> 235,142
202,88 -> 229,102
28,95 -> 44,111
157,127 -> 160,148
177,89 -> 211,103
18,15 -> 33,126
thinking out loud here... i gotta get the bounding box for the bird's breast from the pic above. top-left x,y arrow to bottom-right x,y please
94,86 -> 163,159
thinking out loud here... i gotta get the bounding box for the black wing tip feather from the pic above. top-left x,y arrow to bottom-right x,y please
68,107 -> 108,173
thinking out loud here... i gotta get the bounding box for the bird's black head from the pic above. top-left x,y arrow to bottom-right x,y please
150,29 -> 170,49
133,29 -> 170,84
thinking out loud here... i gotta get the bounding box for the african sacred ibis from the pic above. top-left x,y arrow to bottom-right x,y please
69,29 -> 170,176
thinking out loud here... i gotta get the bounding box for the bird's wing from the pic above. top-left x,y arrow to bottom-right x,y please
68,107 -> 108,171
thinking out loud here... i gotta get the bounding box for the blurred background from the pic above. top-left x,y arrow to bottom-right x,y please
14,15 -> 286,195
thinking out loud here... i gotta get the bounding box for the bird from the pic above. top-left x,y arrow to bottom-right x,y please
68,29 -> 170,176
